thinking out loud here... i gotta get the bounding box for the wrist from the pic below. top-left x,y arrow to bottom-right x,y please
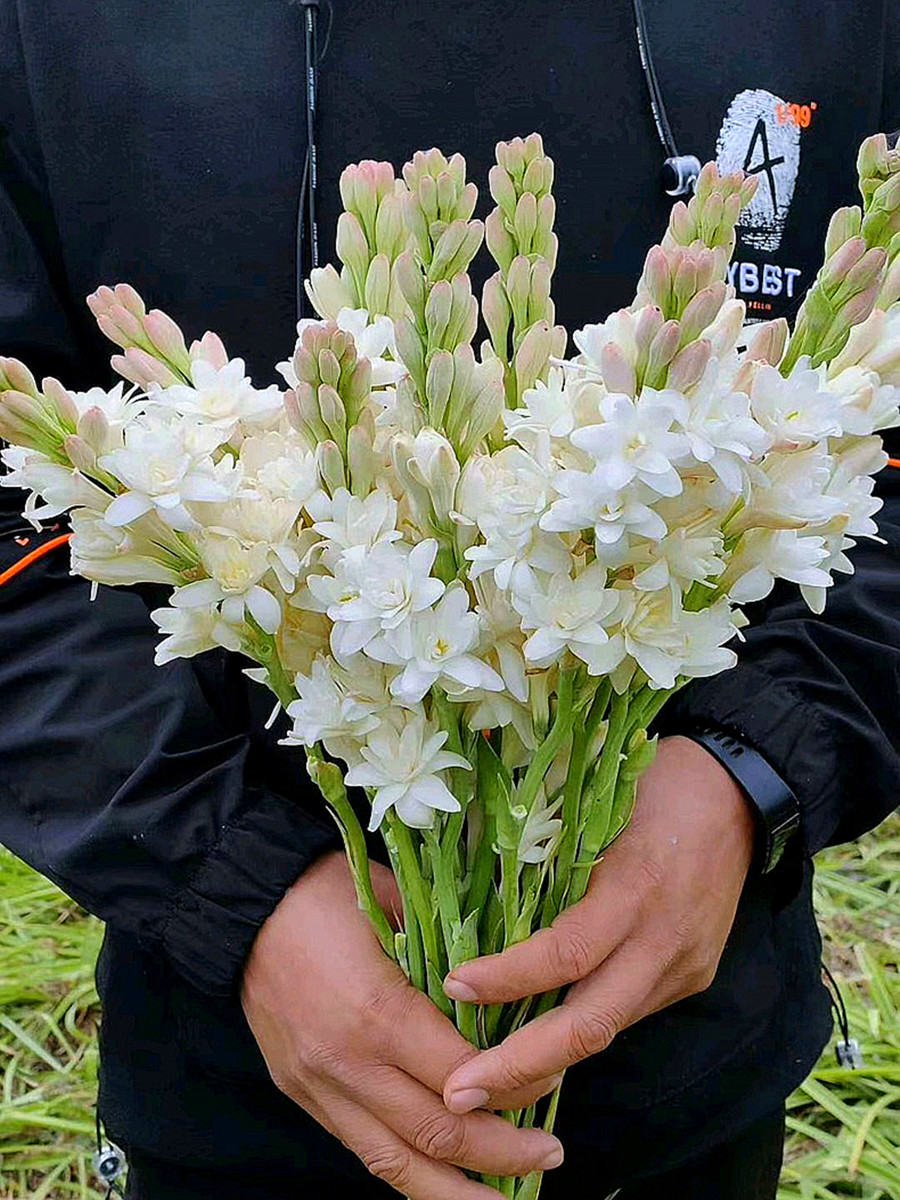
678,726 -> 800,874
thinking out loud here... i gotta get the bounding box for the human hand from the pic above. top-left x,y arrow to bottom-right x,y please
441,736 -> 757,1113
241,850 -> 565,1199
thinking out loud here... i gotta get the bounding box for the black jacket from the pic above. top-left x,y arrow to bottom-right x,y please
1,0 -> 899,1188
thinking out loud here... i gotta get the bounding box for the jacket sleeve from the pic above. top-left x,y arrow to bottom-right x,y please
658,475 -> 900,857
0,4 -> 340,998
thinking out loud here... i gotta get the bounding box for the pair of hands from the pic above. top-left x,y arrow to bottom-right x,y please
241,736 -> 756,1198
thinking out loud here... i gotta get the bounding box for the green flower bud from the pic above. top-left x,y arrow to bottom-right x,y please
485,207 -> 516,274
482,271 -> 512,361
489,163 -> 518,217
425,349 -> 455,429
316,439 -> 346,494
425,280 -> 454,352
393,250 -> 427,328
513,191 -> 538,255
335,211 -> 369,304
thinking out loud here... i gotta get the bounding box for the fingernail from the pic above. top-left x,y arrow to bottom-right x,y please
540,1143 -> 564,1170
443,975 -> 479,1002
446,1086 -> 489,1114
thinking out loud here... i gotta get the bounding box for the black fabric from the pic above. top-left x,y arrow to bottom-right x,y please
0,0 -> 898,1183
120,1105 -> 785,1199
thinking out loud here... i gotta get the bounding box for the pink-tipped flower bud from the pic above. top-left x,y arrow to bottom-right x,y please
41,377 -> 79,428
0,356 -> 39,397
77,405 -> 111,452
113,283 -> 147,318
745,318 -> 789,366
190,331 -> 229,370
667,339 -> 711,392
63,433 -> 97,473
112,347 -> 179,388
601,342 -> 637,396
144,309 -> 190,370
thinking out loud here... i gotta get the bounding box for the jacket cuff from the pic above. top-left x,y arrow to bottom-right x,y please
656,661 -> 838,859
160,785 -> 342,996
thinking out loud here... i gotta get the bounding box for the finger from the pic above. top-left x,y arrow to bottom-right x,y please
379,983 -> 480,1093
489,1073 -> 565,1112
378,985 -> 559,1110
314,1083 -> 509,1200
348,1064 -> 564,1177
443,868 -> 638,1004
444,941 -> 661,1109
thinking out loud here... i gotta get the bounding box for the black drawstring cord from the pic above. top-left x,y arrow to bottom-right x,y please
94,1106 -> 125,1196
822,960 -> 863,1068
631,0 -> 678,159
293,0 -> 333,322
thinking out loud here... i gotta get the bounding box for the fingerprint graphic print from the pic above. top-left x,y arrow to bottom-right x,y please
716,88 -> 801,253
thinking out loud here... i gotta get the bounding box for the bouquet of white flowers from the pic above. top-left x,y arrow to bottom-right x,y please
3,131 -> 900,1198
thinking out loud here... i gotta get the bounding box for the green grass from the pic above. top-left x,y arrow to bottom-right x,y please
1,819 -> 898,1199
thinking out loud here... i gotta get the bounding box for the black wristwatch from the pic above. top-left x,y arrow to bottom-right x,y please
682,726 -> 801,874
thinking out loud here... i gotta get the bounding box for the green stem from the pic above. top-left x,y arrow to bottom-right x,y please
388,816 -> 445,979
516,669 -> 576,813
305,747 -> 395,960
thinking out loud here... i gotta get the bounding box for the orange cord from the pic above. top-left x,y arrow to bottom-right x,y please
0,533 -> 72,588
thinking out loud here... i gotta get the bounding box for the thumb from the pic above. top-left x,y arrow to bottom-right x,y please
442,891 -> 633,1005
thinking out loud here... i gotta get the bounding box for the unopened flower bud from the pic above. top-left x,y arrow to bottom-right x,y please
506,255 -> 531,332
336,212 -> 370,302
393,250 -> 427,326
513,191 -> 538,254
642,319 -> 680,386
364,254 -> 392,316
824,206 -> 863,259
77,406 -> 111,452
678,282 -> 726,346
514,320 -> 552,396
482,272 -> 511,360
705,299 -> 745,358
63,433 -> 97,473
821,236 -> 868,292
666,339 -> 711,392
745,317 -> 789,365
425,279 -> 453,350
190,331 -> 229,370
316,439 -> 346,494
425,349 -> 455,428
374,193 -> 407,260
305,264 -> 355,320
0,357 -> 39,397
144,310 -> 190,371
601,342 -> 636,395
485,207 -> 516,274
42,377 -> 79,429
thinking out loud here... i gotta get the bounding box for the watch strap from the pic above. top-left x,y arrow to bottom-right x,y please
684,726 -> 800,874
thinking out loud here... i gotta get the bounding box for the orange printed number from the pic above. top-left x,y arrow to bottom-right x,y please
776,101 -> 818,128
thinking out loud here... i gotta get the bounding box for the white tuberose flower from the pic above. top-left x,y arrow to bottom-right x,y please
171,532 -> 282,633
345,714 -> 471,830
515,563 -> 627,675
367,584 -> 504,704
157,358 -> 283,435
570,390 -> 689,498
100,418 -> 238,531
306,539 -> 445,660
